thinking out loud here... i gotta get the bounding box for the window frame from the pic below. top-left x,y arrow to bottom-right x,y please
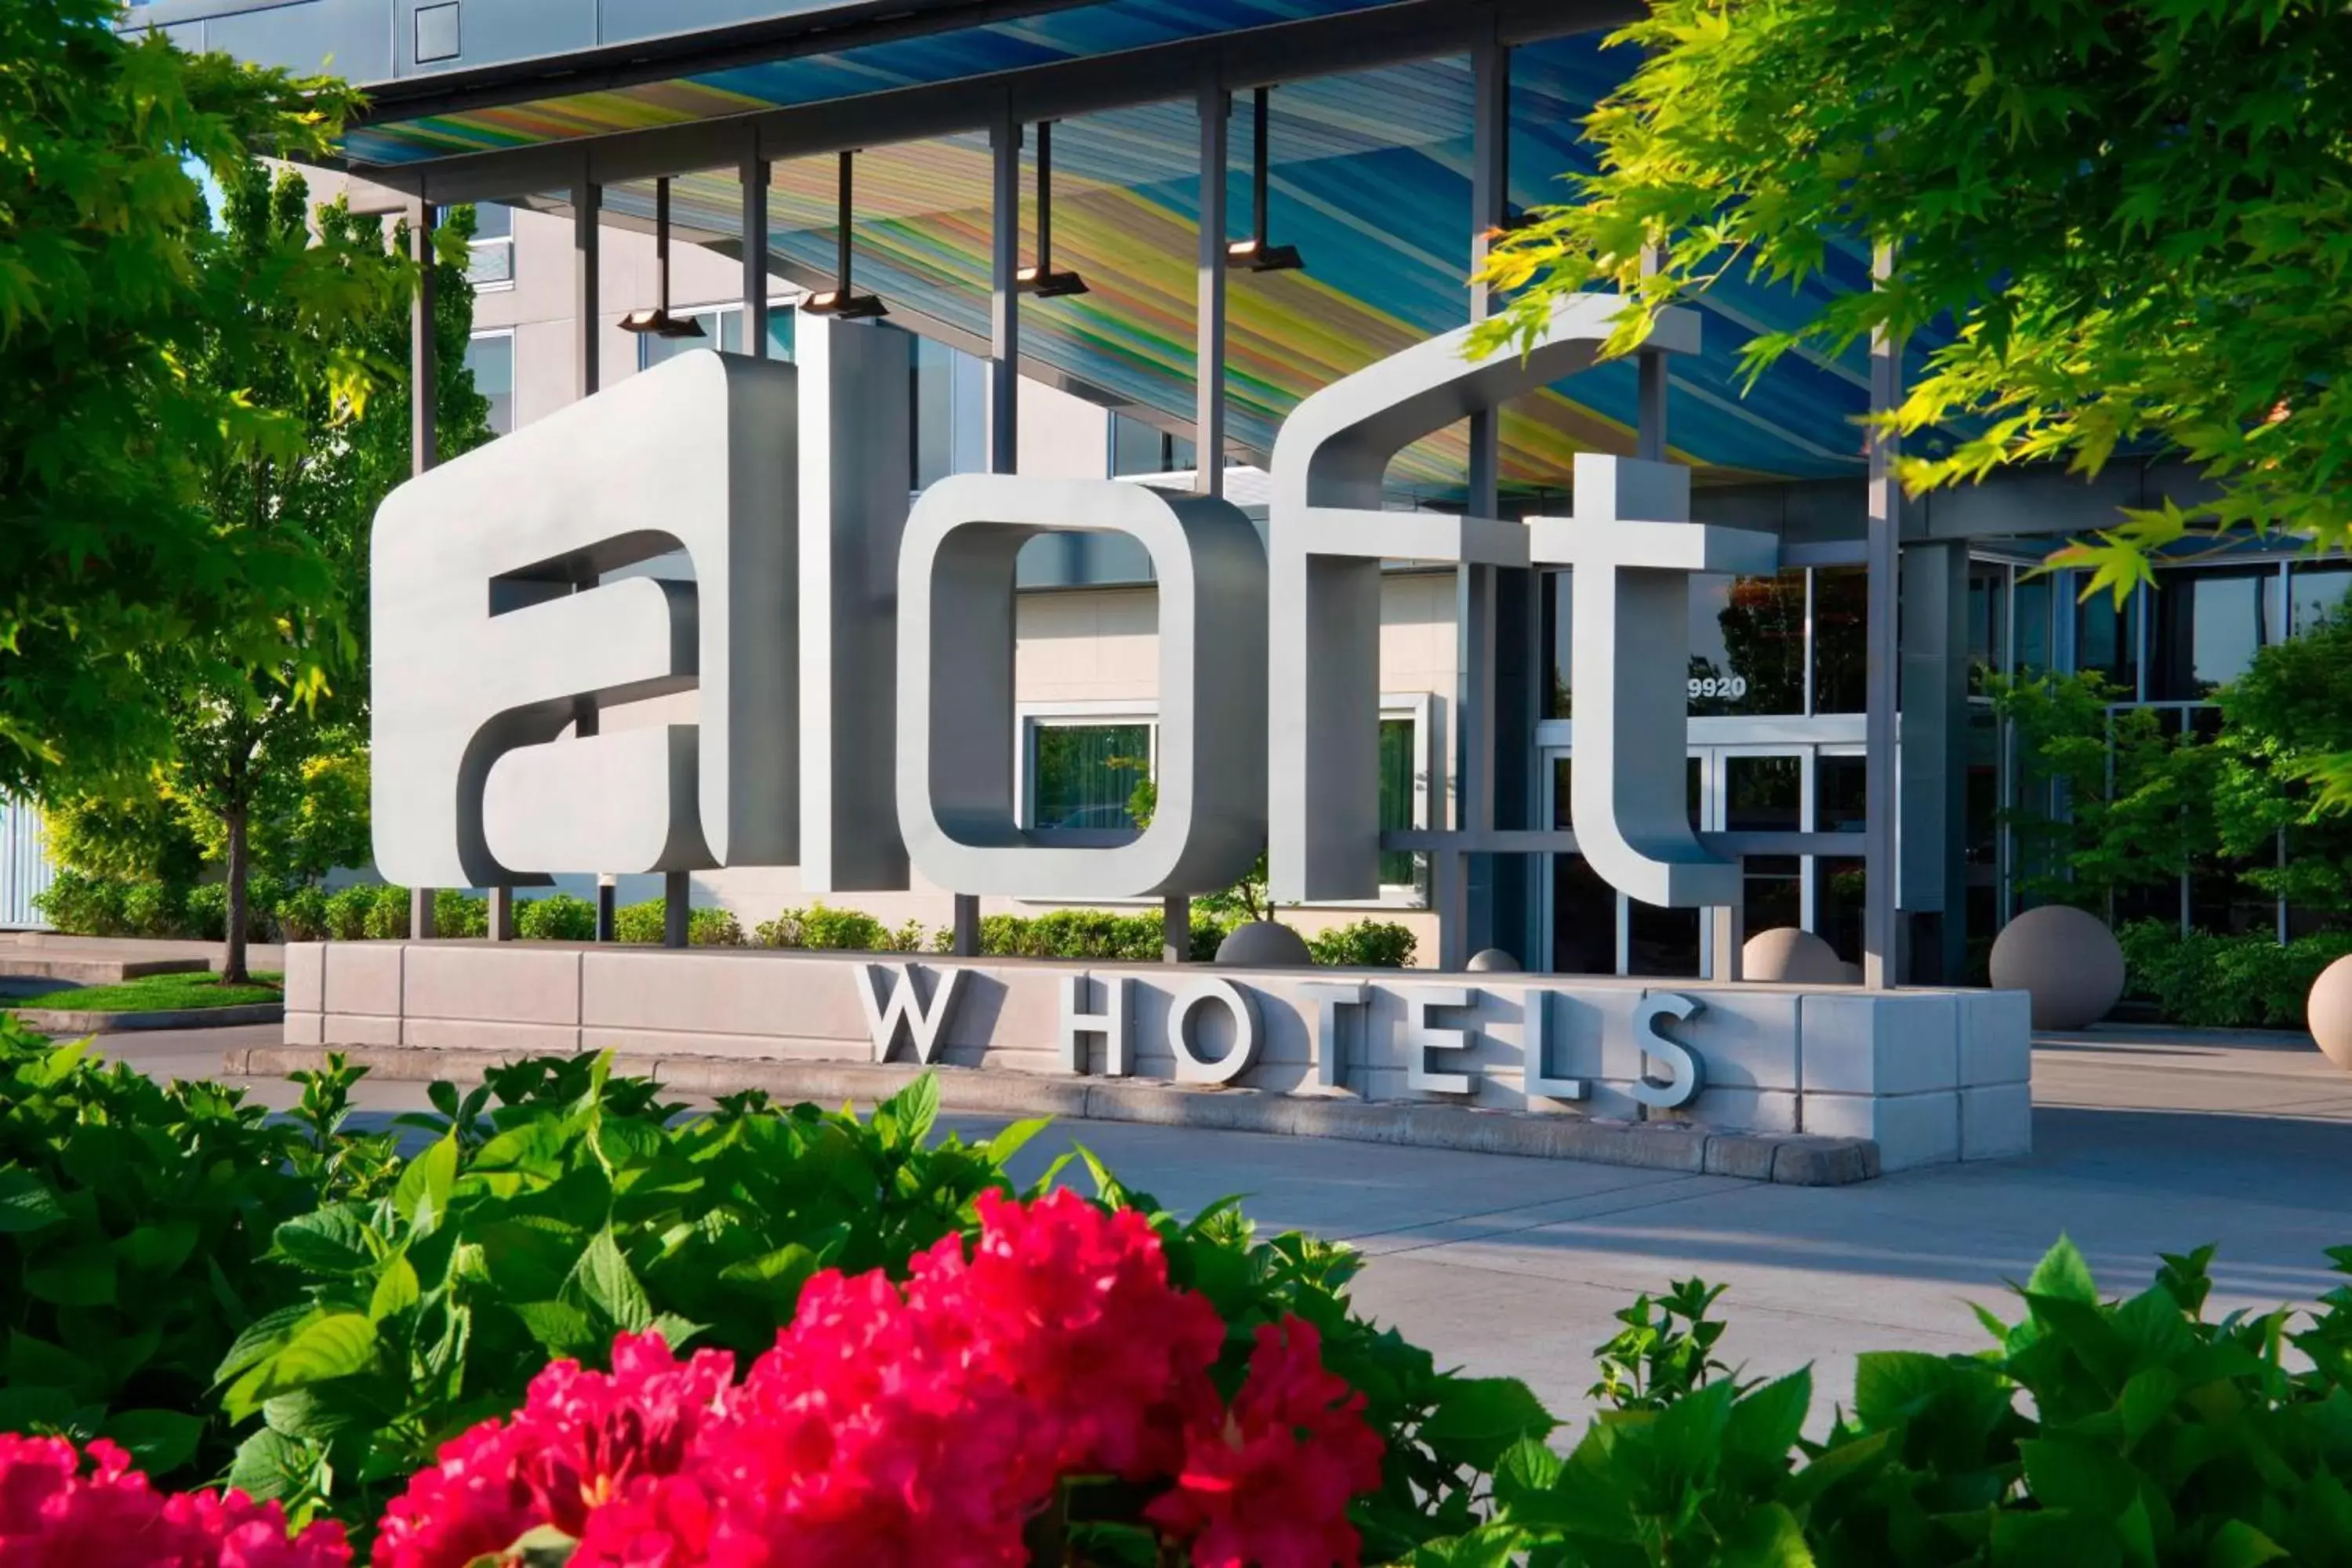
633,297 -> 800,372
463,327 -> 516,436
463,204 -> 514,291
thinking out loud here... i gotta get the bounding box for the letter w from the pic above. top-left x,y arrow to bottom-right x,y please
855,964 -> 966,1065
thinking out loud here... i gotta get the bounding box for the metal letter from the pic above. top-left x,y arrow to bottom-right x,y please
1058,972 -> 1131,1076
1298,981 -> 1367,1089
855,962 -> 967,1065
1631,993 -> 1706,1109
1527,455 -> 1777,907
1269,294 -> 1699,901
1167,978 -> 1261,1084
373,353 -> 796,886
898,474 -> 1267,898
1406,985 -> 1477,1095
1520,987 -> 1588,1102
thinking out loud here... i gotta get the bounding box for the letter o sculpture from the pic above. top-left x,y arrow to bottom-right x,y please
2307,953 -> 2352,1073
1167,978 -> 1261,1085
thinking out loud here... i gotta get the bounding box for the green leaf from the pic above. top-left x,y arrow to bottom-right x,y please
1421,1377 -> 1556,1468
716,1242 -> 819,1294
274,1203 -> 376,1275
2205,1520 -> 2287,1568
568,1227 -> 652,1333
2027,1235 -> 2100,1306
100,1409 -> 205,1475
0,1168 -> 67,1233
114,1218 -> 200,1276
1493,1433 -> 1565,1507
25,1244 -> 118,1307
983,1116 -> 1051,1167
226,1427 -> 312,1504
879,1073 -> 941,1149
2020,1436 -> 2139,1515
510,1300 -> 600,1357
369,1254 -> 421,1319
394,1131 -> 460,1229
1725,1368 -> 1813,1465
1720,1501 -> 1813,1568
265,1312 -> 377,1392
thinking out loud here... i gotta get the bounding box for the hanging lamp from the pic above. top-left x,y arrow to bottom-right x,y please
1017,121 -> 1088,297
1226,87 -> 1303,273
802,150 -> 888,319
619,177 -> 708,338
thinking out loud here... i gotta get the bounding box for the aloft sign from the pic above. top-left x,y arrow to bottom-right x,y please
372,293 -> 1775,909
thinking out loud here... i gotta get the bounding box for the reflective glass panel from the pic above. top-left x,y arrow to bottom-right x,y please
2149,566 -> 2280,699
1689,571 -> 1806,715
1812,567 -> 1867,713
1030,724 -> 1149,829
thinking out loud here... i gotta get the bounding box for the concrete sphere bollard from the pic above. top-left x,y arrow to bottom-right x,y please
1214,920 -> 1313,968
1740,927 -> 1846,984
1988,904 -> 2126,1030
2307,953 -> 2352,1073
1465,948 -> 1520,972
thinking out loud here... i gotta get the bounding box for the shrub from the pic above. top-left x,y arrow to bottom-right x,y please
118,880 -> 188,938
514,891 -> 597,942
2118,919 -> 2352,1028
360,884 -> 410,940
31,869 -> 133,936
1307,918 -> 1417,967
612,898 -> 746,945
426,889 -> 486,939
0,1018 -> 319,1483
277,884 -> 331,942
800,903 -> 887,950
691,906 -> 746,946
613,896 -> 664,943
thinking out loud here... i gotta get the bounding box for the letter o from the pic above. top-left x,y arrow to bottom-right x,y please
1167,978 -> 1262,1085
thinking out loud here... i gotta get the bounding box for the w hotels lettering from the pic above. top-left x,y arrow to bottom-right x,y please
372,295 -> 1773,913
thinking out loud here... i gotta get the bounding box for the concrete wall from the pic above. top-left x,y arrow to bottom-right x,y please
282,942 -> 2034,1170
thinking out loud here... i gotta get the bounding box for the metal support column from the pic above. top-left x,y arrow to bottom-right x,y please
1196,80 -> 1229,499
408,200 -> 440,942
1899,540 -> 1969,982
488,886 -> 516,942
574,175 -> 610,942
742,143 -> 770,357
1863,245 -> 1902,989
663,869 -> 689,949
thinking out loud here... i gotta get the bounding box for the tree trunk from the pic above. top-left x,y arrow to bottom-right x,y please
223,806 -> 250,986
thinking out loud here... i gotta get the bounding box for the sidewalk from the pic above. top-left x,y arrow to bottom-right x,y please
3,931 -> 285,974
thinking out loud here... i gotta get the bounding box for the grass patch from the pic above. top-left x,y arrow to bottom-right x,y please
4,971 -> 285,1014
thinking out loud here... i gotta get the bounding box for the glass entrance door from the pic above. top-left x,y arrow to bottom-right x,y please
1544,746 -> 1842,977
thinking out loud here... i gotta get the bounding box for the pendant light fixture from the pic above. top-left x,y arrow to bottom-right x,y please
619,177 -> 708,338
1016,121 -> 1088,298
802,149 -> 887,319
1226,86 -> 1303,273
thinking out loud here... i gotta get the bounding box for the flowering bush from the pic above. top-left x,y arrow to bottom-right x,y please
376,1189 -> 1385,1568
0,1433 -> 347,1566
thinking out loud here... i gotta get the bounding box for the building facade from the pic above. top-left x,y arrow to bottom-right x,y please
110,0 -> 2346,979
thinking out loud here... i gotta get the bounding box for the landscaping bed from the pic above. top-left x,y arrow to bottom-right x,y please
4,972 -> 286,1034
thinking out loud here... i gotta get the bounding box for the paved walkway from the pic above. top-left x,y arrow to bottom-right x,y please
91,1021 -> 2352,1428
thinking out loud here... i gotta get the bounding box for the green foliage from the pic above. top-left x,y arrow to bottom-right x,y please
38,794 -> 205,887
359,885 -> 410,941
515,893 -> 597,942
1987,671 -> 2221,910
432,890 -> 488,940
2212,609 -> 2352,914
1305,919 -> 1418,968
0,1 -> 378,787
1437,1236 -> 2352,1568
1588,1277 -> 1737,1414
2118,920 -> 2352,1029
0,1017 -> 316,1483
4,972 -> 282,1016
1475,0 -> 2352,574
215,1068 -> 1047,1523
612,899 -> 750,946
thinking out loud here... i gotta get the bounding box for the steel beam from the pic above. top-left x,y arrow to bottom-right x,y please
408,198 -> 440,943
742,142 -> 771,358
1863,245 -> 1901,988
573,172 -> 599,398
397,0 -> 1639,205
1196,81 -> 1229,497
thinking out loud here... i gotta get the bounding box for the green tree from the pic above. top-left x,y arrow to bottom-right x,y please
0,0 -> 384,790
155,163 -> 489,981
1987,670 -> 2220,912
1476,1 -> 2352,588
2211,608 -> 2352,916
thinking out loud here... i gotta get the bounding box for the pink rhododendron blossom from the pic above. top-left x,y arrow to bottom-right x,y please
0,1434 -> 349,1568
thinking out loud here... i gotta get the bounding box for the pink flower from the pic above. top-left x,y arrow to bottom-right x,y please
1148,1319 -> 1388,1568
0,1434 -> 348,1568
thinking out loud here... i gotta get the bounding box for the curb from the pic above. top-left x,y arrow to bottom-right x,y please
15,1002 -> 285,1034
227,1045 -> 1882,1187
0,956 -> 212,989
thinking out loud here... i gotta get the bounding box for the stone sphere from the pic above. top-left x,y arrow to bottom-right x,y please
1215,920 -> 1313,968
1740,927 -> 1846,984
2306,953 -> 2352,1073
1988,904 -> 2125,1030
1465,948 -> 1520,972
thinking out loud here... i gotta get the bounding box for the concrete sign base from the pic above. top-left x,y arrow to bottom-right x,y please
281,942 -> 2033,1172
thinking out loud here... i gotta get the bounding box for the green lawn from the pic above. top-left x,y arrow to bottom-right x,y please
4,971 -> 285,1014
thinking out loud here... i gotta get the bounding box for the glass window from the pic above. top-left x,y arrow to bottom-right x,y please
1966,561 -> 2008,693
2149,565 -> 2281,699
2013,570 -> 2053,676
1689,571 -> 1806,715
1541,569 -> 1571,719
1724,754 -> 1802,938
1378,717 -> 1417,888
1029,723 -> 1150,830
1811,567 -> 1868,713
2290,563 -> 2352,633
2073,581 -> 2139,695
1109,412 -> 1194,477
912,335 -> 985,488
463,202 -> 513,287
464,332 -> 514,435
640,311 -> 722,370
